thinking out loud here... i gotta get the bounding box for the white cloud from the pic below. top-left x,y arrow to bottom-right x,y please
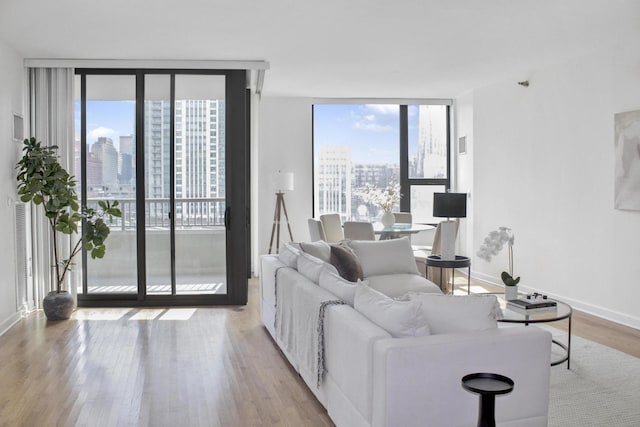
351,107 -> 394,132
365,104 -> 398,115
88,126 -> 117,140
353,121 -> 393,132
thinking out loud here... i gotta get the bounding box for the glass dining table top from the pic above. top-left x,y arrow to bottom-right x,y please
372,222 -> 434,234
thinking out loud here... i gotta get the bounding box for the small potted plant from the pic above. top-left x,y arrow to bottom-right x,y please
16,137 -> 121,320
477,227 -> 520,300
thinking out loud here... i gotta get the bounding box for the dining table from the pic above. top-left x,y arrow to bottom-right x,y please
373,222 -> 434,240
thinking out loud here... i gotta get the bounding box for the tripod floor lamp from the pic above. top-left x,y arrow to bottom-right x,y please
268,171 -> 294,254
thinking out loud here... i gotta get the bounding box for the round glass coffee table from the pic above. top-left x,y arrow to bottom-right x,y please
498,299 -> 572,369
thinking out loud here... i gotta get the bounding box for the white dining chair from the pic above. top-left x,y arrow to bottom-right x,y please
308,218 -> 326,242
343,221 -> 375,240
393,212 -> 412,224
319,213 -> 344,242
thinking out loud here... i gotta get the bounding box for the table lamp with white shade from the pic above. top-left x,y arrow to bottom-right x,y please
268,171 -> 294,254
433,192 -> 467,261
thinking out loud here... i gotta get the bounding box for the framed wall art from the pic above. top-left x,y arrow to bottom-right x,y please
614,109 -> 640,210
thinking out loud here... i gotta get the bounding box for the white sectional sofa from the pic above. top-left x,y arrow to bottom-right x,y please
259,238 -> 552,427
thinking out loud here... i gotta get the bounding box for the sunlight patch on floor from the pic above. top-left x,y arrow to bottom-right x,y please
159,308 -> 197,320
72,308 -> 134,320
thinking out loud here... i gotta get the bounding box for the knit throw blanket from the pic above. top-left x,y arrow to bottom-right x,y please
274,268 -> 345,388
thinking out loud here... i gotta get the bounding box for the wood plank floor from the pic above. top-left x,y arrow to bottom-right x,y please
0,278 -> 638,426
0,280 -> 333,427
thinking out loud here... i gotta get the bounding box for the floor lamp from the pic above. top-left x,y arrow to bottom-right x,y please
268,171 -> 294,254
433,192 -> 467,260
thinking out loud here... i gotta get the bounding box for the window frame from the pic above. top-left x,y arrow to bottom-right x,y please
312,100 -> 452,223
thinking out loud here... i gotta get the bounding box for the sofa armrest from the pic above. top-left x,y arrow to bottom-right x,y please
371,327 -> 551,427
324,305 -> 392,424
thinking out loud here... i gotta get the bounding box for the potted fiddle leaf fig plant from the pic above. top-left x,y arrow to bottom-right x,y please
16,137 -> 121,320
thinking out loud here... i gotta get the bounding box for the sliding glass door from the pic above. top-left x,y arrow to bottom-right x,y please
76,69 -> 248,306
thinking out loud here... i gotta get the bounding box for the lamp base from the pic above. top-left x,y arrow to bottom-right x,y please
440,220 -> 457,261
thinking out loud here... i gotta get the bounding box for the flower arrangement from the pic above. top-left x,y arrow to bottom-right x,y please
477,227 -> 520,287
362,181 -> 402,212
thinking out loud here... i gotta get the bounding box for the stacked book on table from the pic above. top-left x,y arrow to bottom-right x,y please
507,297 -> 557,314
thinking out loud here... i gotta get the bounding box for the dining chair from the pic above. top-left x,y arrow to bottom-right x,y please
308,218 -> 326,242
392,211 -> 413,239
393,212 -> 412,224
343,221 -> 375,241
319,213 -> 344,242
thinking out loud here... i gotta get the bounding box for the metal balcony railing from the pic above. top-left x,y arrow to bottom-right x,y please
86,197 -> 226,230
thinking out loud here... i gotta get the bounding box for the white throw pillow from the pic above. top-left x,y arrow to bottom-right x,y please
408,293 -> 501,335
299,240 -> 331,263
297,251 -> 336,283
278,242 -> 300,268
318,266 -> 366,306
348,237 -> 420,277
354,285 -> 430,338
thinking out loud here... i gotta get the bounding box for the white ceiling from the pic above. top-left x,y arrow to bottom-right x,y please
1,0 -> 638,98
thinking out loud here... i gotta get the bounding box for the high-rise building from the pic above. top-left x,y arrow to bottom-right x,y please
119,134 -> 135,187
416,105 -> 447,179
144,99 -> 226,221
144,101 -> 170,199
119,134 -> 134,156
316,145 -> 352,221
119,152 -> 133,185
91,137 -> 118,191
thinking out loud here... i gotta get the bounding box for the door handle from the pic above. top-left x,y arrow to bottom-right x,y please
224,207 -> 231,230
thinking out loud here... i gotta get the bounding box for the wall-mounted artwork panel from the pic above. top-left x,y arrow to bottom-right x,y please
614,109 -> 640,210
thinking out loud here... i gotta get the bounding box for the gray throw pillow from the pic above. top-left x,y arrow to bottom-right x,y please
329,244 -> 364,282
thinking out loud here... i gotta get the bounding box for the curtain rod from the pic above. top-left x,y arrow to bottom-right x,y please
24,59 -> 270,70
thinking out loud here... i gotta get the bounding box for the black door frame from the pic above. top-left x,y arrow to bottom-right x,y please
76,68 -> 249,307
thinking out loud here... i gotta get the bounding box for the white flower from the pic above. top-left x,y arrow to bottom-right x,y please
362,182 -> 402,212
477,226 -> 517,284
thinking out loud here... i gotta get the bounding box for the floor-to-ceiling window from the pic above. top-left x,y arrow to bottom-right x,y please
312,102 -> 451,224
75,69 -> 248,306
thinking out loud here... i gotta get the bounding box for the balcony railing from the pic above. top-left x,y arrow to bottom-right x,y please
86,197 -> 226,230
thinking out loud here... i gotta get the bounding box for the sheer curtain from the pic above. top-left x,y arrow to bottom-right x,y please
27,68 -> 77,306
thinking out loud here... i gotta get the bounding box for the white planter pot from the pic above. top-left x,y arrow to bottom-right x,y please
381,211 -> 395,228
504,285 -> 518,301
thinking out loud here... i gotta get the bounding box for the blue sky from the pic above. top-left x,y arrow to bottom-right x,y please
75,101 -> 135,150
313,104 -> 420,164
75,101 -> 422,159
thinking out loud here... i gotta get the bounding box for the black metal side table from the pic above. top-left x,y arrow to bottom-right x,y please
425,255 -> 471,294
462,373 -> 514,427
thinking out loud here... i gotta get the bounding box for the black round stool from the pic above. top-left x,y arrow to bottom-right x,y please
461,373 -> 514,427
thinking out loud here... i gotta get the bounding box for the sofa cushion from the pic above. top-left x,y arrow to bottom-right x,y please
329,243 -> 364,282
297,251 -> 337,283
319,266 -> 365,306
348,237 -> 419,277
299,240 -> 331,263
408,293 -> 501,334
278,242 -> 301,268
354,285 -> 430,338
366,274 -> 442,299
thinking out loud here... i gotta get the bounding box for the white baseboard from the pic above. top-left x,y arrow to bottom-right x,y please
0,312 -> 22,337
471,270 -> 640,330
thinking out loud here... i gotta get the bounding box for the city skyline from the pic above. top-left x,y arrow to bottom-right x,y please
314,104 -> 448,221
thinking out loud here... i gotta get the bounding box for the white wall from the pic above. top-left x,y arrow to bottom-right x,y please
0,39 -> 24,334
455,93 -> 474,257
467,39 -> 640,328
255,52 -> 640,329
256,97 -> 313,264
